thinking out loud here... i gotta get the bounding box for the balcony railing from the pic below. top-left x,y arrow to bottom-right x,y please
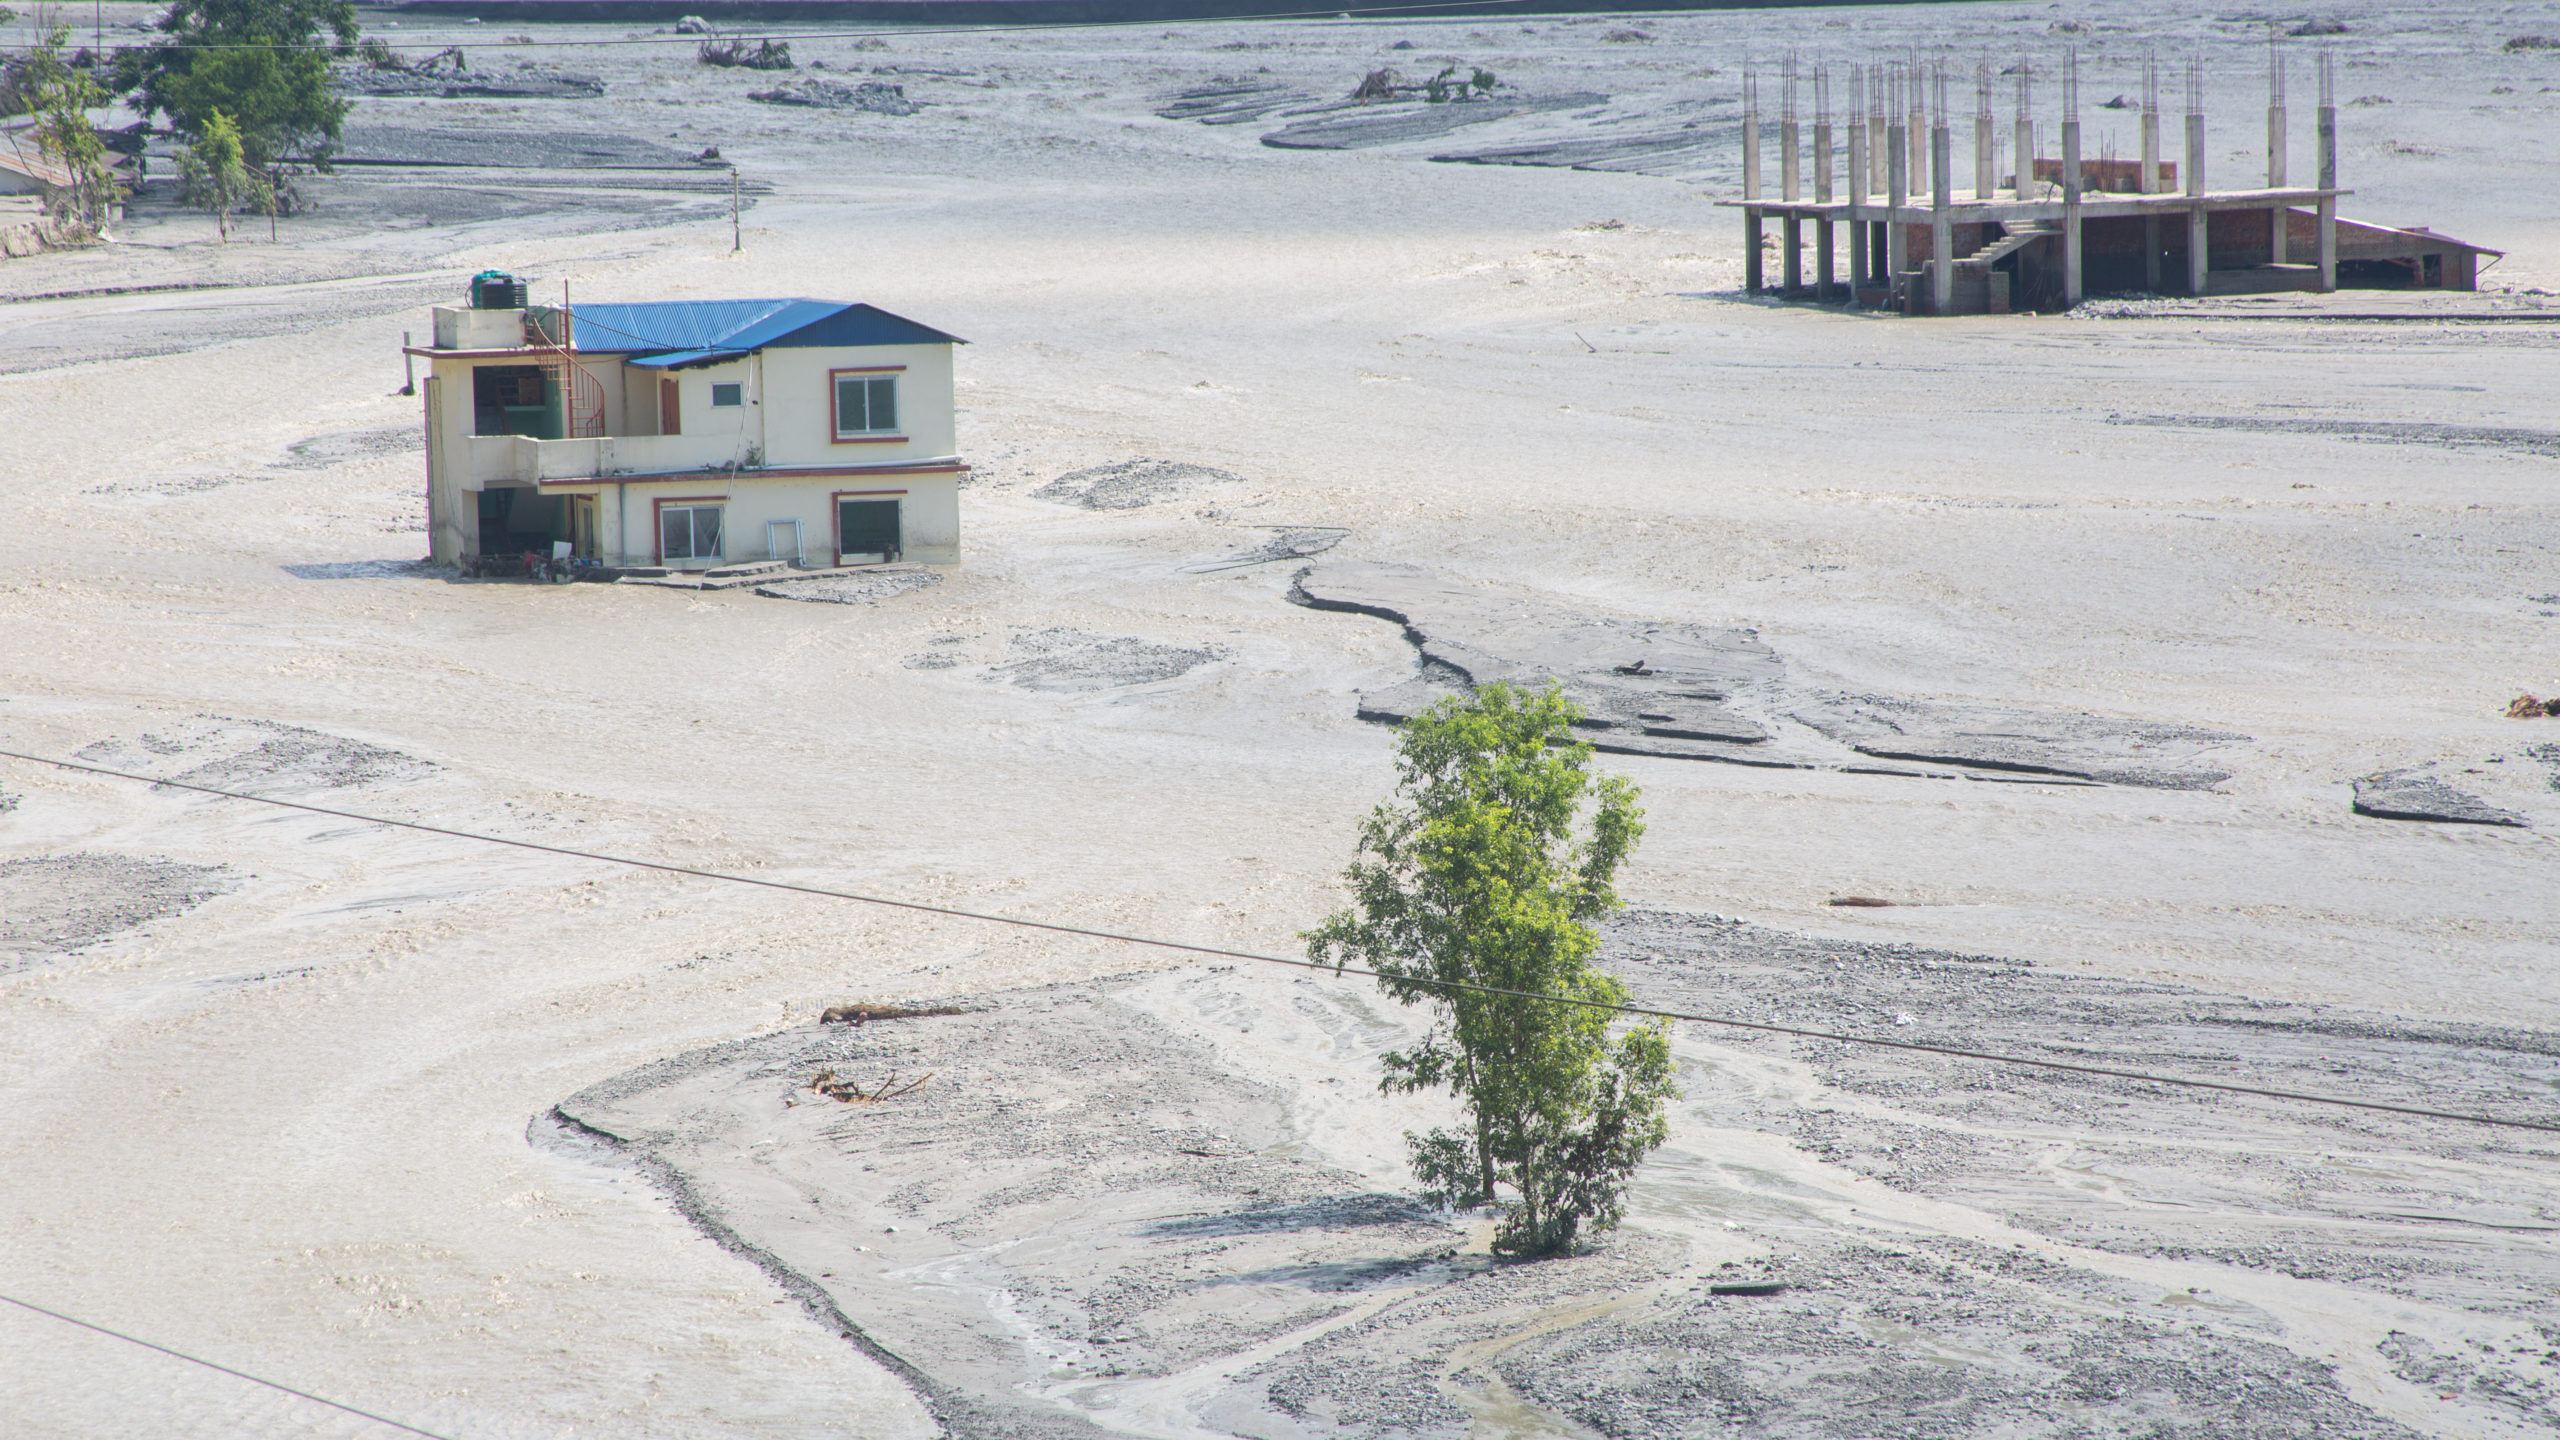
465,433 -> 756,485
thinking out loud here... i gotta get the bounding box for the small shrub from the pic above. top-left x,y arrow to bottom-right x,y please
2505,34 -> 2559,52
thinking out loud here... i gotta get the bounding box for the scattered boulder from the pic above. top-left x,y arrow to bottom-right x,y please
673,14 -> 713,33
2352,768 -> 2528,827
2506,693 -> 2560,718
2290,17 -> 2350,36
2503,34 -> 2559,52
1603,28 -> 1653,42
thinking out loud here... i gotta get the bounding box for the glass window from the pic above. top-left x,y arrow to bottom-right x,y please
711,382 -> 743,408
834,374 -> 899,436
661,504 -> 723,562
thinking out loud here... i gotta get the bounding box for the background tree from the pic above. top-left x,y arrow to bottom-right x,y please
176,108 -> 266,240
1307,683 -> 1676,1258
114,0 -> 356,170
16,18 -> 124,234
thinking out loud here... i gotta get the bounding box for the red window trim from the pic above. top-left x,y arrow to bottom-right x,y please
830,487 -> 909,567
649,493 -> 729,566
829,365 -> 909,445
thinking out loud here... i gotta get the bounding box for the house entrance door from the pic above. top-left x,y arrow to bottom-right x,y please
838,498 -> 901,564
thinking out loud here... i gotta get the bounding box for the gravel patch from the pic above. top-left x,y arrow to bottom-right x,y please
754,569 -> 943,605
2352,767 -> 2530,825
74,717 -> 439,794
1034,458 -> 1246,510
0,853 -> 234,965
270,426 -> 421,470
990,627 -> 1225,691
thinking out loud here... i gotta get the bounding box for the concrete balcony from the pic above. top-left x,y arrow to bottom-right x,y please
465,433 -> 752,487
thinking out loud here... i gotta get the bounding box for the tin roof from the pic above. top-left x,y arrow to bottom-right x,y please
568,299 -> 963,367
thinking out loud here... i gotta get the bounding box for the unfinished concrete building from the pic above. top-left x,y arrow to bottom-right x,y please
1727,49 -> 2501,314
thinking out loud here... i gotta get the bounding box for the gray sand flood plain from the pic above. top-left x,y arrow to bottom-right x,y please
563,914 -> 2560,1439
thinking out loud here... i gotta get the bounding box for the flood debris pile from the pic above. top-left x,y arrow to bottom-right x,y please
1293,561 -> 2245,788
699,36 -> 793,71
332,49 -> 605,100
1034,457 -> 1245,510
746,79 -> 921,114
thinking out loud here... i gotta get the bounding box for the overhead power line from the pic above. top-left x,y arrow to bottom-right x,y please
5,745 -> 2557,1137
0,1291 -> 464,1440
9,0 -> 1559,56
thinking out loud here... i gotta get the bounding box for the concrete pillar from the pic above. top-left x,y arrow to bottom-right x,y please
2186,105 -> 2208,295
1869,98 -> 1888,195
1908,93 -> 1927,198
1814,117 -> 1835,299
1931,122 -> 1953,315
2141,100 -> 2162,292
1846,116 -> 1868,299
2061,117 -> 2083,305
1781,115 -> 1802,295
2268,49 -> 2289,266
1974,112 -> 1994,200
2317,92 -> 2338,292
1886,120 -> 1908,291
2015,112 -> 2034,196
1743,103 -> 1763,293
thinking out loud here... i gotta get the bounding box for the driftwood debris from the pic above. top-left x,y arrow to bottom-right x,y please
820,1002 -> 964,1025
809,1068 -> 934,1103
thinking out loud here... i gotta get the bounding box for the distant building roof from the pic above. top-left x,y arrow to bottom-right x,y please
0,133 -> 76,191
569,299 -> 964,368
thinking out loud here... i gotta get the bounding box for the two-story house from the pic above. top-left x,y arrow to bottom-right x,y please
410,278 -> 968,570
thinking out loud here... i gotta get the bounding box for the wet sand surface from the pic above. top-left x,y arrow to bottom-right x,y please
2,0 -> 2557,1434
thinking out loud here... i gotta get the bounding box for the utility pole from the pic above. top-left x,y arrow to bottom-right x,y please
731,168 -> 742,254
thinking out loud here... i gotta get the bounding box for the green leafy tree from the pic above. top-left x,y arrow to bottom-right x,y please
176,108 -> 267,239
1306,683 -> 1676,1258
19,21 -> 124,231
115,0 -> 356,168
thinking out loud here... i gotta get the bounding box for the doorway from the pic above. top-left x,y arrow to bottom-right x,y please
838,497 -> 902,564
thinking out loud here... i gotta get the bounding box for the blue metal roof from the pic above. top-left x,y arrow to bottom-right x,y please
569,299 -> 964,364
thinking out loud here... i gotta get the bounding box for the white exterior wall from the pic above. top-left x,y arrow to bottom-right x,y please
758,343 -> 957,468
547,474 -> 961,568
417,317 -> 963,566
